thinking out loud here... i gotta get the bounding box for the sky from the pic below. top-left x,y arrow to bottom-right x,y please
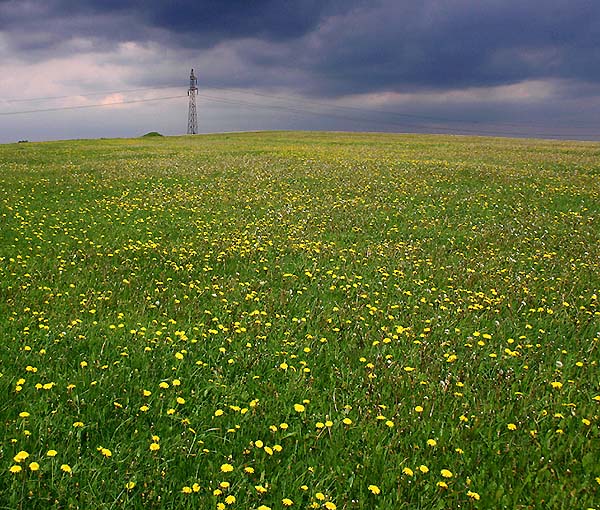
1,0 -> 600,143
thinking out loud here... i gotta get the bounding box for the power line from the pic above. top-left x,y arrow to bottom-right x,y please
220,87 -> 600,130
2,84 -> 181,104
1,84 -> 597,139
0,95 -> 185,116
196,93 -> 599,139
4,83 -> 599,131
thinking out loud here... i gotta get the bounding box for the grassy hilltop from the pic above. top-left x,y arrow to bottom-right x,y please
0,131 -> 599,509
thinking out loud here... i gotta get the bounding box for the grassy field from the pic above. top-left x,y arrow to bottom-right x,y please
0,131 -> 598,509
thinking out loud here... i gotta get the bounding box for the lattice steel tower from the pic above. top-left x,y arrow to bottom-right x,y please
187,69 -> 198,134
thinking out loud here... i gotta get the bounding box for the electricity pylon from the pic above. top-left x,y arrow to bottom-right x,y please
187,69 -> 198,134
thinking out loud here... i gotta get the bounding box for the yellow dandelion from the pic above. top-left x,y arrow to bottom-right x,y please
415,406 -> 423,413
282,498 -> 294,506
324,502 -> 337,510
437,481 -> 448,488
244,466 -> 255,474
9,465 -> 22,473
427,439 -> 437,447
419,465 -> 429,473
441,469 -> 453,478
19,412 -> 30,418
507,423 -> 517,431
13,450 -> 29,463
224,495 -> 236,504
294,403 -> 305,413
47,449 -> 58,457
368,484 -> 381,494
467,490 -> 480,500
342,418 -> 352,425
29,462 -> 40,471
182,486 -> 192,494
403,467 -> 414,476
220,463 -> 234,473
125,481 -> 136,490
60,464 -> 72,473
150,443 -> 160,451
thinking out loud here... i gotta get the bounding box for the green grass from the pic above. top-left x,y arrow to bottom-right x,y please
0,131 -> 598,509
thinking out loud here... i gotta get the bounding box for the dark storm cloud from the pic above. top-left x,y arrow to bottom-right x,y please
1,0 -> 600,97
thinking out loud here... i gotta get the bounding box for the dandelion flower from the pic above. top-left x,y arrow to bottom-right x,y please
368,484 -> 381,494
125,481 -> 136,490
47,449 -> 58,457
150,443 -> 160,451
224,495 -> 235,504
419,465 -> 429,473
403,467 -> 414,476
415,406 -> 423,413
427,439 -> 437,447
13,451 -> 29,463
220,463 -> 234,473
182,486 -> 192,494
342,418 -> 352,425
441,469 -> 453,478
282,498 -> 294,506
29,462 -> 40,471
294,404 -> 305,413
60,464 -> 72,473
507,423 -> 517,431
9,465 -> 22,473
467,490 -> 480,500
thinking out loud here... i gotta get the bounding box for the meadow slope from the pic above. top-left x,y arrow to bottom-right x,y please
0,132 -> 599,509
